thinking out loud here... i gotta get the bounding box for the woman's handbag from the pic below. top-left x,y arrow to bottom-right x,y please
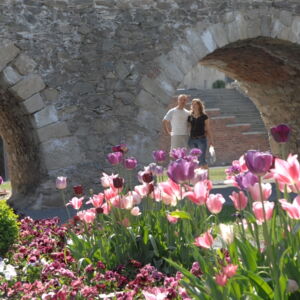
208,145 -> 216,164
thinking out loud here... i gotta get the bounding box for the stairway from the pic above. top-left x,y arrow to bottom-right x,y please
176,88 -> 266,133
174,88 -> 270,165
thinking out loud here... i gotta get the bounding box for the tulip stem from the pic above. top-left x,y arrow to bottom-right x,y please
61,190 -> 71,221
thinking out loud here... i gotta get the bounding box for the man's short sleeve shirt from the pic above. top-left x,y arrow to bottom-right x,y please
163,108 -> 190,135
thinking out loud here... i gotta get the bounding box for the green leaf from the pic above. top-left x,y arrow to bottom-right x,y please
242,271 -> 274,299
292,223 -> 300,235
170,210 -> 191,220
235,238 -> 257,272
149,234 -> 159,257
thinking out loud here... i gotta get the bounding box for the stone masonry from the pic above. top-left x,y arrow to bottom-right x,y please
0,0 -> 300,208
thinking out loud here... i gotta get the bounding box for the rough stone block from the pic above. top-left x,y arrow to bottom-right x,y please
41,137 -> 84,170
22,93 -> 45,114
279,10 -> 293,27
115,62 -> 130,80
37,122 -> 70,143
261,16 -> 272,36
167,44 -> 198,75
185,27 -> 209,59
222,12 -> 235,24
13,54 -> 37,75
226,21 -> 240,43
136,89 -> 164,112
0,42 -> 20,71
247,19 -> 262,39
291,16 -> 300,42
41,88 -> 59,102
271,20 -> 285,38
154,73 -> 175,97
210,23 -> 228,48
156,54 -> 184,85
201,29 -> 217,53
93,117 -> 120,134
9,75 -> 46,100
33,105 -> 59,128
0,66 -> 21,88
140,76 -> 171,105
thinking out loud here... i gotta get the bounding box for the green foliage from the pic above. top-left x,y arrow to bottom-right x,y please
212,80 -> 226,89
0,200 -> 19,256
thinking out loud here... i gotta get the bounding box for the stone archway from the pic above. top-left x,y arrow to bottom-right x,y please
0,41 -> 81,209
136,9 -> 300,160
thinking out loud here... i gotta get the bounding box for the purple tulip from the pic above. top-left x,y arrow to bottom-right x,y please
148,163 -> 164,176
152,150 -> 167,163
107,151 -> 123,165
56,176 -> 67,190
170,148 -> 188,160
167,158 -> 197,184
0,176 -> 3,185
235,171 -> 258,190
124,157 -> 138,170
270,124 -> 291,143
189,148 -> 202,157
244,150 -> 273,176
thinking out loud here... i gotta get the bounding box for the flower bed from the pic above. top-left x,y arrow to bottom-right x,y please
0,124 -> 300,299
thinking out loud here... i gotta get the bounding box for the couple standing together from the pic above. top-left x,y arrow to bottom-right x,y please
162,94 -> 214,168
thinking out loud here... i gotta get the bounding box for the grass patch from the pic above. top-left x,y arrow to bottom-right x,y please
209,166 -> 227,182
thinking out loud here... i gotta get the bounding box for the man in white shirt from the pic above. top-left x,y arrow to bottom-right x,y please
163,94 -> 190,150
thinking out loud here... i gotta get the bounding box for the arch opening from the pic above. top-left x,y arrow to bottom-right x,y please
0,88 -> 42,206
199,37 -> 300,156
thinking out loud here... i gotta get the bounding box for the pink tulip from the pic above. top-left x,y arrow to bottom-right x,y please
279,196 -> 300,219
229,191 -> 248,210
131,206 -> 141,216
134,183 -> 151,198
252,201 -> 274,223
167,214 -> 179,224
86,193 -> 104,208
248,182 -> 272,202
100,173 -> 117,188
120,194 -> 133,210
101,202 -> 111,215
271,154 -> 300,192
194,231 -> 214,249
77,209 -> 96,223
104,188 -> 118,201
223,264 -> 238,278
206,193 -> 225,214
66,197 -> 83,210
215,273 -> 228,286
157,179 -> 183,206
184,180 -> 211,205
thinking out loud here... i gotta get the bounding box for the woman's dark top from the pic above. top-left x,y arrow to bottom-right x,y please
188,114 -> 208,138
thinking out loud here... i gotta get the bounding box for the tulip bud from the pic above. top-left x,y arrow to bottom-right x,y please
270,124 -> 291,143
56,176 -> 67,190
142,172 -> 153,183
113,177 -> 124,189
73,185 -> 83,196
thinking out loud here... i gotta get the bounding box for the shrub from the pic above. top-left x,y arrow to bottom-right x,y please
0,200 -> 19,256
212,79 -> 225,88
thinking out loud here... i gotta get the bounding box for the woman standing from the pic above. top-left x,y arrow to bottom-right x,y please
188,98 -> 214,168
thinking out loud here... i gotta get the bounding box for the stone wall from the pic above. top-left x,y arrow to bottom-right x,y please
0,0 -> 300,208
